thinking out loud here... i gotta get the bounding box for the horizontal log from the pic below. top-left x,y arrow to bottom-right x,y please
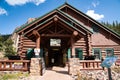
0,60 -> 30,63
23,45 -> 36,47
23,42 -> 36,45
41,34 -> 71,37
74,43 -> 86,46
77,40 -> 86,43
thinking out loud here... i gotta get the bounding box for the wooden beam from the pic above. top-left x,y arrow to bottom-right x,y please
26,32 -> 33,37
37,23 -> 54,34
47,29 -> 54,34
57,29 -> 64,34
33,30 -> 40,37
58,21 -> 74,32
17,11 -> 56,34
24,19 -> 53,36
37,20 -> 53,31
58,17 -> 86,35
73,31 -> 78,36
41,34 -> 71,37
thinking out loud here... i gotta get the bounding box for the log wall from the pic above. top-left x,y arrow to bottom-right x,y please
18,35 -> 36,59
91,29 -> 120,59
73,37 -> 88,58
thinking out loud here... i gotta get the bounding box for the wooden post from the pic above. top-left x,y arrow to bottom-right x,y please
10,62 -> 12,69
71,37 -> 75,57
33,30 -> 40,48
32,30 -> 41,58
71,31 -> 78,58
36,36 -> 40,48
87,34 -> 91,55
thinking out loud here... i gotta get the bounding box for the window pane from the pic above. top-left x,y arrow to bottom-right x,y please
106,49 -> 114,57
75,48 -> 83,60
93,49 -> 101,60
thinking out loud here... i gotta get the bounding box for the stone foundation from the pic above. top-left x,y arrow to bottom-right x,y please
68,58 -> 80,75
78,69 -> 120,80
30,58 -> 42,76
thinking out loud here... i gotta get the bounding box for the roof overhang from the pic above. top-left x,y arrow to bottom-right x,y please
17,10 -> 93,37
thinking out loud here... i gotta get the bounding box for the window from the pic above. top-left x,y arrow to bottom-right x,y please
93,48 -> 101,60
75,48 -> 83,60
50,39 -> 61,46
106,48 -> 114,57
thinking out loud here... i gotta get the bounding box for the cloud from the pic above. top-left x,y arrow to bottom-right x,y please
0,7 -> 8,15
86,10 -> 104,20
5,0 -> 46,6
92,1 -> 99,8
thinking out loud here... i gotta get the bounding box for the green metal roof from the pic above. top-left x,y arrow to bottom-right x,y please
15,3 -> 70,33
64,3 -> 120,39
23,14 -> 86,36
15,2 -> 120,39
57,9 -> 93,34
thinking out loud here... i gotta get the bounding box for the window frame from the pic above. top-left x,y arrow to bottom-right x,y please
92,48 -> 101,60
75,48 -> 83,60
105,48 -> 114,57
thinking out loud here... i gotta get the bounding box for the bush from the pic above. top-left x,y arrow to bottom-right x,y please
112,66 -> 120,73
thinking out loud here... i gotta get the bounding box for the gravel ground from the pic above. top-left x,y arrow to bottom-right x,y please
20,66 -> 73,80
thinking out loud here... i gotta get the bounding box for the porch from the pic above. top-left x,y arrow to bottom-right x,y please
0,59 -> 103,72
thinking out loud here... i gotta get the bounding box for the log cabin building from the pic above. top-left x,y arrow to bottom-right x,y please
13,3 -> 120,67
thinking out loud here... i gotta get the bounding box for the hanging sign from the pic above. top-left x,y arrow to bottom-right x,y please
100,56 -> 118,68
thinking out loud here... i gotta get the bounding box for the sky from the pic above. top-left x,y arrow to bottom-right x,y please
0,0 -> 120,35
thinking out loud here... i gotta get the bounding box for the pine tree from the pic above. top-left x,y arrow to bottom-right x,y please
101,21 -> 120,35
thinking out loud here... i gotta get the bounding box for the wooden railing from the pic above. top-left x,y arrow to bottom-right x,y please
79,60 -> 103,70
0,60 -> 30,71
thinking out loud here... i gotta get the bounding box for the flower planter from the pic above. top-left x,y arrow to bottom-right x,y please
8,55 -> 20,60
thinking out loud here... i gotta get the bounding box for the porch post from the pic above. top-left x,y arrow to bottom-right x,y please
30,30 -> 42,76
71,31 -> 78,58
71,37 -> 75,58
33,30 -> 41,58
87,34 -> 92,55
36,36 -> 40,48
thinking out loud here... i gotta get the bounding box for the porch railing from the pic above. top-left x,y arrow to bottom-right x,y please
79,60 -> 103,70
0,60 -> 30,71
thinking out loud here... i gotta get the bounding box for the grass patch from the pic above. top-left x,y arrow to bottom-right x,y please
0,72 -> 29,80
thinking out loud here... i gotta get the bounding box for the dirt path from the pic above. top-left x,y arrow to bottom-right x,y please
22,66 -> 73,80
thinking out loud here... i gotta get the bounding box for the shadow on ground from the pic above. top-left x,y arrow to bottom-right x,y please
55,71 -> 69,75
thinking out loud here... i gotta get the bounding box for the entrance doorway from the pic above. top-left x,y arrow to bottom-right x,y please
41,37 -> 70,68
48,47 -> 63,67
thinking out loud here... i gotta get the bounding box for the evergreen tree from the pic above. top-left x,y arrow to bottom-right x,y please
101,21 -> 120,35
0,34 -> 16,57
